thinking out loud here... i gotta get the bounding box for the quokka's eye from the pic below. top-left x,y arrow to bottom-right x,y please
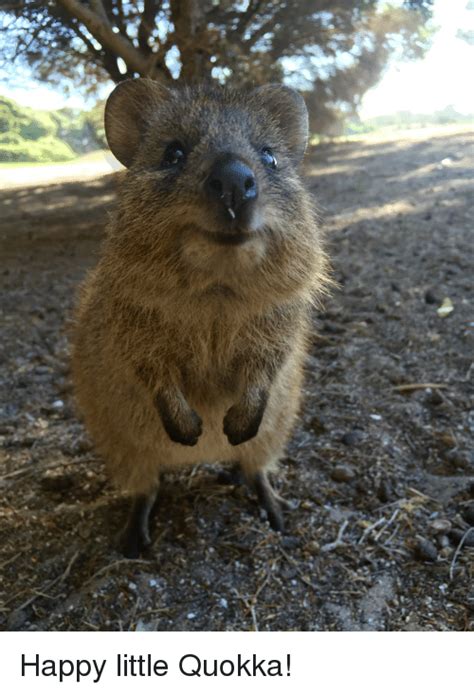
261,147 -> 277,169
162,141 -> 187,168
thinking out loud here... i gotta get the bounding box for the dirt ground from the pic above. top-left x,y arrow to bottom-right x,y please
0,127 -> 473,632
0,153 -> 120,190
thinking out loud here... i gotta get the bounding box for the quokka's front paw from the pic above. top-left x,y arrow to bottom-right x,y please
223,399 -> 265,446
165,409 -> 203,446
155,395 -> 203,446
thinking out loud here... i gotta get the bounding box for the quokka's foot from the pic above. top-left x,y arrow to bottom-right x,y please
121,491 -> 157,558
216,463 -> 242,486
250,471 -> 289,533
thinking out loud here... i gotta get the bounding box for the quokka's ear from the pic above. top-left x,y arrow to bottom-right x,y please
104,78 -> 171,168
251,84 -> 309,163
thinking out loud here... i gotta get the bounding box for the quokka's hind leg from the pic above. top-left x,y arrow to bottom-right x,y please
240,464 -> 291,533
251,471 -> 287,532
121,487 -> 159,558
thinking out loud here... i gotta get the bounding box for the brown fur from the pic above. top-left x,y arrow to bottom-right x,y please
71,79 -> 330,555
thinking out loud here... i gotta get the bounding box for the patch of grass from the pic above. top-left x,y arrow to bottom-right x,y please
0,136 -> 76,163
0,95 -> 106,163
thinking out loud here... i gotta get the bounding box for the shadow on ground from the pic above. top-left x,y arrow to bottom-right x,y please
0,130 -> 473,631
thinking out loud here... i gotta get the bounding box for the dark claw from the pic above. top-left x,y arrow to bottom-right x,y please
121,491 -> 157,558
121,525 -> 150,559
252,471 -> 287,532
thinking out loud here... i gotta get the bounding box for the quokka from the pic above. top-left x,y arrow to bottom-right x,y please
71,78 -> 329,557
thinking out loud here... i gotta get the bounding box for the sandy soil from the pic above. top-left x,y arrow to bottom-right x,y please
0,154 -> 121,190
0,127 -> 473,631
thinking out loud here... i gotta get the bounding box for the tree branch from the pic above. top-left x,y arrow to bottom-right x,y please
138,0 -> 160,53
54,0 -> 150,76
90,0 -> 109,24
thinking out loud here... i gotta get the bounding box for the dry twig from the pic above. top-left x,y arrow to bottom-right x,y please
16,549 -> 80,612
392,383 -> 447,392
321,519 -> 349,552
449,527 -> 474,581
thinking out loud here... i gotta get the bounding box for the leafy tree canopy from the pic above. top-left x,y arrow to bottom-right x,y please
0,1 -> 434,132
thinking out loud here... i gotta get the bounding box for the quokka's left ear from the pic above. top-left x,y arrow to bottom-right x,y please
250,84 -> 309,163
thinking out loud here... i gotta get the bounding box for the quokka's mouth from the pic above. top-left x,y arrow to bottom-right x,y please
209,230 -> 252,246
189,218 -> 262,247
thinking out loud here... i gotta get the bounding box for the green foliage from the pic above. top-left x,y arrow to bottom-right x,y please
0,95 -> 105,162
19,111 -> 57,140
363,106 -> 474,129
83,102 -> 106,149
344,121 -> 377,135
0,136 -> 76,163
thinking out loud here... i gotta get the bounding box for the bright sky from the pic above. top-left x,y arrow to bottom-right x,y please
360,0 -> 474,117
2,0 -> 474,117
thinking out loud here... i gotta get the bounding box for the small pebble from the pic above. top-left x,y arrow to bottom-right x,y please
310,415 -> 327,434
436,431 -> 456,448
377,478 -> 394,503
439,546 -> 454,559
331,465 -> 356,483
437,535 -> 450,549
322,321 -> 346,334
306,540 -> 320,554
387,367 -> 406,385
429,519 -> 452,534
40,471 -> 75,492
341,430 -> 364,446
424,289 -> 439,305
281,536 -> 301,550
415,538 -> 438,562
425,389 -> 444,407
61,437 -> 92,456
369,414 -> 382,421
444,449 -> 473,470
0,425 -> 14,436
34,365 -> 50,375
461,503 -> 474,526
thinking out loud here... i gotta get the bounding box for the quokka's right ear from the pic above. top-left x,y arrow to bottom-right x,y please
104,78 -> 171,168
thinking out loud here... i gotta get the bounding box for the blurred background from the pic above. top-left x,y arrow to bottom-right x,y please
0,0 -> 472,173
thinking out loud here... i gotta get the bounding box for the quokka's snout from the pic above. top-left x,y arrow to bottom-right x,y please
205,154 -> 258,236
71,78 -> 330,557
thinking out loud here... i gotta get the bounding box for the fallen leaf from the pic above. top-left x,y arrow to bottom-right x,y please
437,297 -> 454,317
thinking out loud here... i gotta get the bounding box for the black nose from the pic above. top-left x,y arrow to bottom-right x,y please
206,157 -> 258,219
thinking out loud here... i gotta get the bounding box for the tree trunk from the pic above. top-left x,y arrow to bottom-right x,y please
170,0 -> 213,82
